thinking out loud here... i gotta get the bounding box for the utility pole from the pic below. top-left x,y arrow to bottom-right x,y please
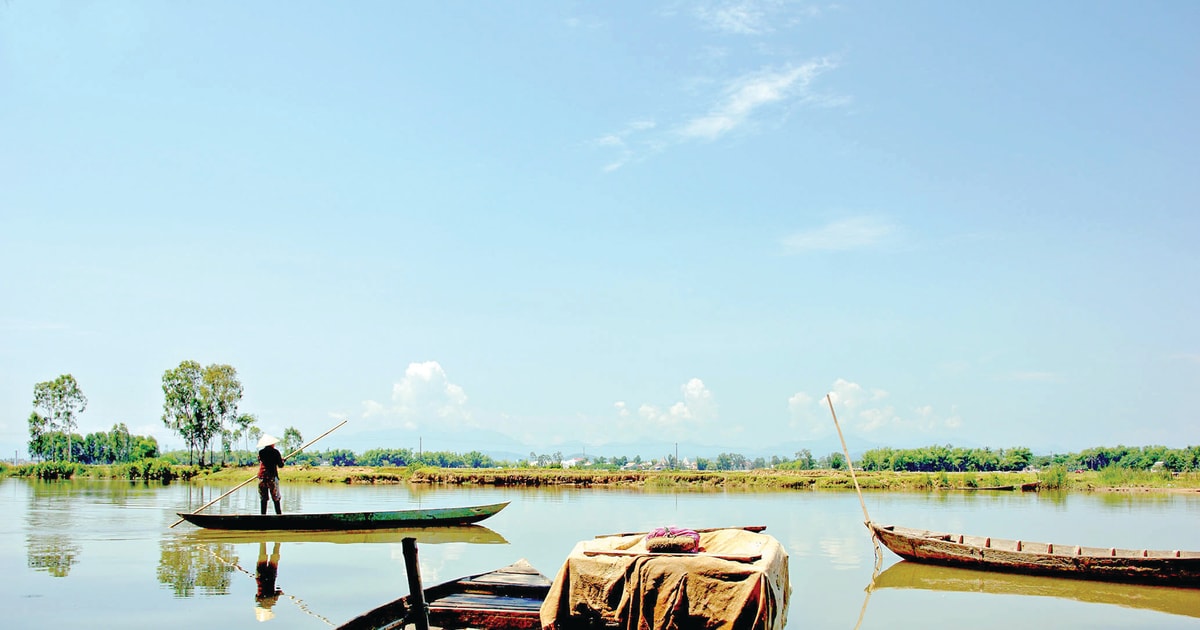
675,442 -> 678,470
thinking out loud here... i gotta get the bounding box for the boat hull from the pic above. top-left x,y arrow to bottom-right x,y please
176,501 -> 509,531
338,559 -> 552,630
871,522 -> 1200,586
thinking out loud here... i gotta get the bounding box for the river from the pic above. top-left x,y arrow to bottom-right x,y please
3,477 -> 1198,628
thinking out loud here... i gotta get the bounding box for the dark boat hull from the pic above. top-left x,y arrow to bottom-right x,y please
176,501 -> 509,531
871,522 -> 1200,586
338,559 -> 552,630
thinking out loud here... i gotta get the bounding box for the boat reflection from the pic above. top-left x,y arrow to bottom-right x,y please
871,560 -> 1200,619
182,524 -> 508,546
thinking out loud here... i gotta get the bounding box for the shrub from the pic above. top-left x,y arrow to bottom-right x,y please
1038,465 -> 1069,489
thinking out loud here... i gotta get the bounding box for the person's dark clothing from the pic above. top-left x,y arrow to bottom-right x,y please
258,445 -> 285,515
258,445 -> 284,480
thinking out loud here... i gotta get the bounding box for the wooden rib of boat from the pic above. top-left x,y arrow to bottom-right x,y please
337,559 -> 553,630
871,560 -> 1200,619
870,522 -> 1200,586
175,501 -> 509,531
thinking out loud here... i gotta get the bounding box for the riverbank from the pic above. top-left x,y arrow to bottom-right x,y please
7,460 -> 1198,492
185,465 -> 1200,492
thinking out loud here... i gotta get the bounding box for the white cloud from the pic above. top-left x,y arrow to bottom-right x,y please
679,60 -> 835,141
361,361 -> 473,431
621,378 -> 718,439
782,216 -> 898,253
791,378 -> 963,439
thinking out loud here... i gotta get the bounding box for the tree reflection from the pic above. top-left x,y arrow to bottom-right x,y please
26,534 -> 81,577
26,480 -> 81,577
157,539 -> 236,597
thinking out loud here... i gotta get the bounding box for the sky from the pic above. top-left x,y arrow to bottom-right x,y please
2,1 -> 1198,462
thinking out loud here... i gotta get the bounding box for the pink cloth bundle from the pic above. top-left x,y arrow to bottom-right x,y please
645,526 -> 701,553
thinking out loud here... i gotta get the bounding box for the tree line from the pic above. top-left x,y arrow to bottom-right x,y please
27,369 -> 1200,474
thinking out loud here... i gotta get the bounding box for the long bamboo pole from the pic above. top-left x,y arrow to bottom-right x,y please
826,394 -> 871,525
169,420 -> 348,528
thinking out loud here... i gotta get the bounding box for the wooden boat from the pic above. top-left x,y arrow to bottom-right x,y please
176,501 -> 509,531
183,524 -> 508,545
871,560 -> 1200,619
869,522 -> 1200,586
337,558 -> 553,630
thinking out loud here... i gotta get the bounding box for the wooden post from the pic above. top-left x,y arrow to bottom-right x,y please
402,537 -> 430,630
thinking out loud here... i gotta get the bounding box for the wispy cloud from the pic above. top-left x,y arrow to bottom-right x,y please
1001,371 -> 1065,383
593,120 -> 659,172
596,58 -> 838,170
0,319 -> 70,332
693,1 -> 826,35
679,59 -> 835,141
782,216 -> 899,253
789,378 -> 962,439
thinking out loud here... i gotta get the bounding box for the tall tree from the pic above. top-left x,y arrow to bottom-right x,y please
162,361 -> 204,464
161,361 -> 244,466
32,374 -> 88,461
201,364 -> 243,464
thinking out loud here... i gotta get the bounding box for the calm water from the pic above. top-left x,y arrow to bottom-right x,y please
3,477 -> 1199,629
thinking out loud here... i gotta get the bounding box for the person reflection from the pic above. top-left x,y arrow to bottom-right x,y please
254,541 -> 282,622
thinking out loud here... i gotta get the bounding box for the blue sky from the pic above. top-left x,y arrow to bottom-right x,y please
2,1 -> 1198,461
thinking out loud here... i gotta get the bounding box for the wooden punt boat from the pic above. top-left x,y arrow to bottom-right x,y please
871,560 -> 1200,619
175,501 -> 509,531
338,557 -> 553,630
870,522 -> 1200,586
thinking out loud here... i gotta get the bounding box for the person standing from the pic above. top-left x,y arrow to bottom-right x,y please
257,435 -> 285,515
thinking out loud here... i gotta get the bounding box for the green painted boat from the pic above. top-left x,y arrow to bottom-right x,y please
176,501 -> 509,531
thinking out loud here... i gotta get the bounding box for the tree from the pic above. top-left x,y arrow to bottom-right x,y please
28,412 -> 51,461
32,374 -> 88,462
161,361 -> 243,466
201,364 -> 243,464
162,361 -> 204,463
109,423 -> 133,463
281,427 -> 303,455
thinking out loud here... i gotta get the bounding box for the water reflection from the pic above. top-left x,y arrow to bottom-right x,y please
255,542 -> 282,622
26,481 -> 81,577
182,524 -> 508,546
157,538 -> 236,597
26,534 -> 81,577
869,561 -> 1200,619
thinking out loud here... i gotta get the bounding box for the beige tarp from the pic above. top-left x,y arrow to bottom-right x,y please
540,528 -> 789,630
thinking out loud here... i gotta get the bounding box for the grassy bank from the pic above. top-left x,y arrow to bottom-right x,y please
6,462 -> 1199,492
